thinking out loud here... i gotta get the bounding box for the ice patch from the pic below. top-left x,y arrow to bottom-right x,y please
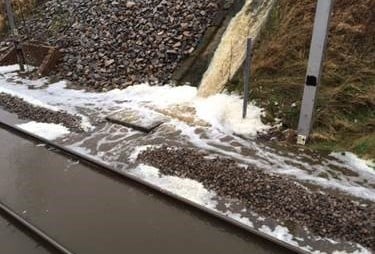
17,121 -> 70,140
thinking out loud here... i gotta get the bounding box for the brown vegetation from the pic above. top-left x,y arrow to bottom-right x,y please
0,0 -> 36,33
244,0 -> 374,158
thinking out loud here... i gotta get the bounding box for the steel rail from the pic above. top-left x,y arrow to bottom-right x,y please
0,201 -> 75,254
0,120 -> 306,254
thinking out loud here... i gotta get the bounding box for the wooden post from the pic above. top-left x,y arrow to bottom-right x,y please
242,37 -> 253,119
4,0 -> 25,72
297,0 -> 334,145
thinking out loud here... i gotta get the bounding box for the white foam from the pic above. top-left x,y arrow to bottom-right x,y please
130,164 -> 217,208
0,68 -> 269,136
223,211 -> 254,227
17,121 -> 70,140
330,152 -> 374,176
1,65 -> 374,203
121,83 -> 197,107
332,247 -> 372,254
117,84 -> 270,136
128,145 -> 161,163
194,93 -> 269,136
0,65 -> 22,74
130,164 -> 257,228
259,225 -> 299,246
0,86 -> 59,111
258,225 -> 371,254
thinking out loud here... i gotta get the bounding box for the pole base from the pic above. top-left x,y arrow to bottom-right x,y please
297,135 -> 307,145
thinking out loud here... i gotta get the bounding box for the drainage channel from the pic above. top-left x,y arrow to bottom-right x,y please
0,119 -> 301,254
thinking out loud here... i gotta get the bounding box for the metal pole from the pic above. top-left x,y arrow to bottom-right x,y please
4,0 -> 25,72
297,0 -> 334,145
242,37 -> 253,119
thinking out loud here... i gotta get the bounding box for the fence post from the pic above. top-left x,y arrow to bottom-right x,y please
242,37 -> 253,119
4,0 -> 25,72
297,0 -> 335,145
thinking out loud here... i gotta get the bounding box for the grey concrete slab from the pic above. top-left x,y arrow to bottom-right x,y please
106,107 -> 166,132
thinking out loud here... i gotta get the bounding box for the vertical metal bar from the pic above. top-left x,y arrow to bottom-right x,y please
297,0 -> 334,145
242,37 -> 253,119
4,0 -> 25,72
4,0 -> 18,35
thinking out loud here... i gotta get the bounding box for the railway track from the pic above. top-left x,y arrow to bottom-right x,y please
0,209 -> 60,254
0,118 -> 301,254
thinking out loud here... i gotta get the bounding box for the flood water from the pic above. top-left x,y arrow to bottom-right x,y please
0,211 -> 58,254
0,126 -> 293,254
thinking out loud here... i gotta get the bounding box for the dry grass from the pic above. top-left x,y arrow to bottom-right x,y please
0,0 -> 36,33
239,0 -> 375,158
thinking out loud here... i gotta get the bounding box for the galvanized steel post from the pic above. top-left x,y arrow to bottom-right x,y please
297,0 -> 335,145
243,37 -> 253,119
4,0 -> 25,72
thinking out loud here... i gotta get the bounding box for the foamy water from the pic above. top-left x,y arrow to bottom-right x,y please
1,65 -> 374,202
198,0 -> 275,97
0,66 -> 373,253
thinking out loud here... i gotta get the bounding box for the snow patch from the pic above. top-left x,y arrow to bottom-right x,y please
17,121 -> 70,140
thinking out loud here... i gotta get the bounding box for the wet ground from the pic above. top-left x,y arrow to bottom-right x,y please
0,67 -> 374,253
0,124 -> 293,254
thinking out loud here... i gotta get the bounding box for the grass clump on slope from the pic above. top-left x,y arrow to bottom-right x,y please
240,0 -> 374,159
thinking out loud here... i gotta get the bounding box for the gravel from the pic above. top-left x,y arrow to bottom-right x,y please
137,146 -> 375,250
16,0 -> 223,90
0,93 -> 83,131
